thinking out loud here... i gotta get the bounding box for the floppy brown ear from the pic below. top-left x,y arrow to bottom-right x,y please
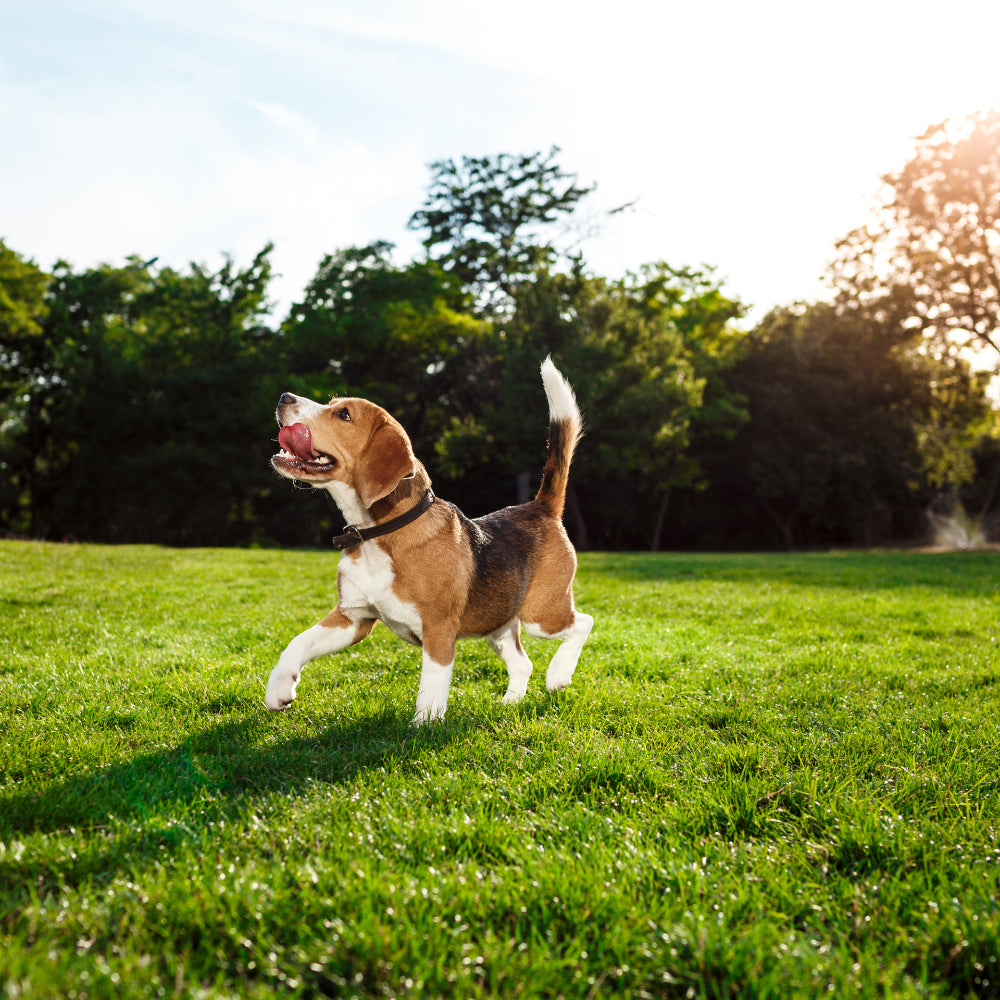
355,420 -> 417,507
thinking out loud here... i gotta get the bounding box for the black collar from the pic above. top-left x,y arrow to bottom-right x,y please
332,488 -> 435,550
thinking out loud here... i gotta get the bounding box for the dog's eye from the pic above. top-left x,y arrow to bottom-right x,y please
336,407 -> 352,422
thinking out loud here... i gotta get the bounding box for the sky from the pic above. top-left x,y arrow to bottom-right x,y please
4,0 -> 1000,324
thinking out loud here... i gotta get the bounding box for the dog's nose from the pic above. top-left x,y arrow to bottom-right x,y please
278,392 -> 297,407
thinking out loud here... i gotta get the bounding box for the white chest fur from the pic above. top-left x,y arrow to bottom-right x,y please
337,543 -> 423,646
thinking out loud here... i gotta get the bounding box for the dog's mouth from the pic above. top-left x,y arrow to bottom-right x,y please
272,423 -> 337,477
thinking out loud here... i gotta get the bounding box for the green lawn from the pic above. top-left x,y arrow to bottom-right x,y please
1,541 -> 999,999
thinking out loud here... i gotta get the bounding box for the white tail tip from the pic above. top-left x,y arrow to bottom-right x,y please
540,356 -> 580,423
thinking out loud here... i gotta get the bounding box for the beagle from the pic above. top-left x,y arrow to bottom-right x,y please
265,357 -> 593,724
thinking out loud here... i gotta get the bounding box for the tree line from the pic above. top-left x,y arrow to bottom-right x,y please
3,116 -> 1000,551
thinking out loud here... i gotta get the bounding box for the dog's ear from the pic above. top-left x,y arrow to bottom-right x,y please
355,420 -> 417,507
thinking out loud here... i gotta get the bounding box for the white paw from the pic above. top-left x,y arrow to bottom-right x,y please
265,669 -> 299,712
545,670 -> 573,692
501,688 -> 526,705
411,704 -> 446,726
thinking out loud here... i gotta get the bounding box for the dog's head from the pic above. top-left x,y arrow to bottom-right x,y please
272,393 -> 416,508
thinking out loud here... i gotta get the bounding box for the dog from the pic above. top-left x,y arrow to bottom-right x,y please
265,357 -> 593,724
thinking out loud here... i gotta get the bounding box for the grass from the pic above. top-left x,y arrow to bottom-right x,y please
1,540 -> 999,999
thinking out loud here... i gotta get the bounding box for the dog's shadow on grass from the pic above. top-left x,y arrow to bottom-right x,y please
2,709 -> 458,844
0,696 -> 564,892
0,708 -> 492,892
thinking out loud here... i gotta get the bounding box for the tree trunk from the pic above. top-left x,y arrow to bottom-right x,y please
651,487 -> 671,552
762,500 -> 796,550
27,394 -> 40,539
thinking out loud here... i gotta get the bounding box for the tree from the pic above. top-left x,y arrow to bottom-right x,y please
1,247 -> 281,544
1,250 -> 157,538
281,242 -> 490,441
832,108 -> 1000,368
0,241 -> 48,343
30,258 -> 153,539
431,262 -> 747,549
408,147 -> 595,312
277,243 -> 495,529
703,300 -> 990,549
82,246 -> 278,545
566,264 -> 747,550
955,419 -> 1000,543
0,241 -> 50,534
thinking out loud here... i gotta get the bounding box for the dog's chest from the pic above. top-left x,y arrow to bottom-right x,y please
337,544 -> 423,645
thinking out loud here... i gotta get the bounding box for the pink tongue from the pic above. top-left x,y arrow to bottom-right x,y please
278,423 -> 317,461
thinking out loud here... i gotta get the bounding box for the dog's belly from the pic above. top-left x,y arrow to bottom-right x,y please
338,544 -> 423,646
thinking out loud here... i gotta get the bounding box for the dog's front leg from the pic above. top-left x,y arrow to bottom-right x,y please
412,626 -> 456,725
265,608 -> 374,711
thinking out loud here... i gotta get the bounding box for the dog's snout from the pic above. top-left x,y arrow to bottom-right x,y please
276,392 -> 298,424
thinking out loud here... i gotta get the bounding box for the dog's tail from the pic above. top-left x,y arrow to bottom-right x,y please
535,357 -> 584,519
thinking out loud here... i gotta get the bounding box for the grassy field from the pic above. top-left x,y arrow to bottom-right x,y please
1,540 -> 999,999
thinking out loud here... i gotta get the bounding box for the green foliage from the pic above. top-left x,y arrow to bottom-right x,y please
281,241 -> 490,438
2,138 -> 998,549
498,264 -> 747,549
0,248 -> 284,544
0,242 -> 51,532
408,147 -> 594,312
277,242 -> 503,519
276,243 -> 749,547
674,300 -> 990,549
832,108 -> 1000,365
959,422 -> 1000,537
0,241 -> 48,343
2,542 -> 1000,997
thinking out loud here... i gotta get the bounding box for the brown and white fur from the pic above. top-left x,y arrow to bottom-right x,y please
265,357 -> 593,724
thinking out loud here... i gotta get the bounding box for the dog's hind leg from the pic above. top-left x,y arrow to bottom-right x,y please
524,610 -> 594,692
265,608 -> 374,711
488,620 -> 533,704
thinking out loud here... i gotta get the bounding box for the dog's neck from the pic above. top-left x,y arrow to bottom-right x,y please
324,481 -> 373,528
323,463 -> 432,530
369,464 -> 432,525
